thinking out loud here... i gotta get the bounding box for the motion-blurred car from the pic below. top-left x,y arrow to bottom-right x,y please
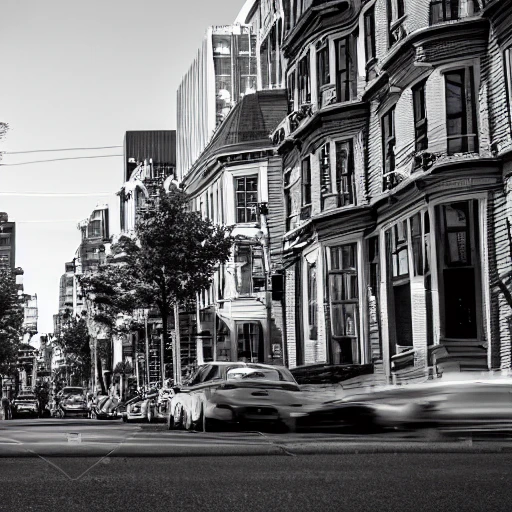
335,377 -> 512,432
11,393 -> 39,419
58,387 -> 88,418
125,389 -> 158,423
90,395 -> 120,420
168,362 -> 307,432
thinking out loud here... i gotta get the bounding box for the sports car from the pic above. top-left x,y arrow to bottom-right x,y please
168,362 -> 308,432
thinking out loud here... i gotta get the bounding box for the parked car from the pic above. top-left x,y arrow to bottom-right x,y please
11,393 -> 39,419
168,362 -> 307,432
58,387 -> 88,418
336,377 -> 512,432
125,389 -> 158,422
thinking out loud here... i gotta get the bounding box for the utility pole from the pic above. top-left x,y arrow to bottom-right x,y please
173,303 -> 182,385
144,311 -> 150,387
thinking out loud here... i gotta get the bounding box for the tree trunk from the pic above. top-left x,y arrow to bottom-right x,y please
96,356 -> 107,395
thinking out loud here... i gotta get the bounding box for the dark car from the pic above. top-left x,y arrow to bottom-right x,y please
11,393 -> 39,418
168,362 -> 306,432
58,387 -> 88,418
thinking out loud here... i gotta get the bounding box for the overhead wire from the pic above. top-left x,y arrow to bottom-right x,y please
1,145 -> 123,155
0,154 -> 123,166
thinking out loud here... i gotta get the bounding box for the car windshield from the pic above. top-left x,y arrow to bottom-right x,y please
61,388 -> 84,396
226,365 -> 296,383
16,395 -> 36,401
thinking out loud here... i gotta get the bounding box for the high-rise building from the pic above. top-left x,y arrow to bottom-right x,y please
0,212 -> 16,270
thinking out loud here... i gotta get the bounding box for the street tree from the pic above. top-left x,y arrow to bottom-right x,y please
0,269 -> 24,375
55,312 -> 92,387
80,185 -> 234,384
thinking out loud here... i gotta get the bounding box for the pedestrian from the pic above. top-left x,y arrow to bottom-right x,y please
1,395 -> 11,420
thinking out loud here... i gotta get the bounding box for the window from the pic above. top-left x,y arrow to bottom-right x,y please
410,213 -> 423,276
382,107 -> 397,189
444,67 -> 478,155
88,220 -> 101,238
298,54 -> 311,105
260,39 -> 269,89
238,34 -> 257,98
387,0 -> 407,47
317,44 -> 330,92
413,80 -> 428,152
328,243 -> 359,364
270,26 -> 278,88
213,35 -> 232,126
237,322 -> 263,362
364,7 -> 377,79
320,143 -> 331,195
430,0 -> 481,25
307,261 -> 318,340
0,236 -> 11,246
284,170 -> 293,231
335,141 -> 355,207
301,157 -> 312,206
234,244 -> 265,295
287,71 -> 296,113
506,48 -> 512,127
235,176 -> 258,223
389,220 -> 409,279
335,36 -> 357,102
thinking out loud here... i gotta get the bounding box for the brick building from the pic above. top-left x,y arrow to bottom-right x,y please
263,0 -> 512,382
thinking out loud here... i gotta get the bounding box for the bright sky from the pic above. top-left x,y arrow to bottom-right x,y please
0,0 -> 245,333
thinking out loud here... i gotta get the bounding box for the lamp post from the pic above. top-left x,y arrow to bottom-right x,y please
143,309 -> 150,387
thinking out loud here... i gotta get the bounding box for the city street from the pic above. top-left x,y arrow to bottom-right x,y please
0,419 -> 512,511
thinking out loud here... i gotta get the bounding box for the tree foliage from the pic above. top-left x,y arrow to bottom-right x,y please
0,269 -> 24,374
55,312 -> 91,384
80,186 -> 234,371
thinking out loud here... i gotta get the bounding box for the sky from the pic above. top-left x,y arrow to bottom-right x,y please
0,0 -> 246,333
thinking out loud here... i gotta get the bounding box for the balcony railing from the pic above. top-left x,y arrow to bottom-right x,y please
430,0 -> 482,25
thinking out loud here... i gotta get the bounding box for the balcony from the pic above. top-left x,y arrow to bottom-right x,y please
271,104 -> 314,145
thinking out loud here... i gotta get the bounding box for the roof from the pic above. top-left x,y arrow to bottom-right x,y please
187,89 -> 288,179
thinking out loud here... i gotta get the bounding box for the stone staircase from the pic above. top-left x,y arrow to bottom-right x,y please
430,340 -> 488,374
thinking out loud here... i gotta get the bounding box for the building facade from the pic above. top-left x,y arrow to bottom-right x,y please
181,89 -> 288,366
260,0 -> 512,381
0,212 -> 16,270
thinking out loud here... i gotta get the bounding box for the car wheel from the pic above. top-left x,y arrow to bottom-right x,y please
183,408 -> 193,431
167,412 -> 174,430
195,406 -> 205,432
147,407 -> 153,423
173,404 -> 184,430
122,414 -> 128,423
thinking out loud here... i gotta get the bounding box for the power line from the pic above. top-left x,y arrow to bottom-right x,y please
0,154 -> 123,166
0,192 -> 113,197
1,145 -> 123,154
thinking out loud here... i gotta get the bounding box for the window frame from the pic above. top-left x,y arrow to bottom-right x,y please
364,6 -> 377,69
382,106 -> 397,189
335,35 -> 357,103
298,53 -> 311,105
444,66 -> 478,155
235,175 -> 259,224
412,79 -> 428,152
301,157 -> 312,207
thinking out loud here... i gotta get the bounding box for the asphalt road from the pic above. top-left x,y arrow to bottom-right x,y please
1,418 -> 512,512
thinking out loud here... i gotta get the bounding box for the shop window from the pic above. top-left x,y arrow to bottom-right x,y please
234,244 -> 265,295
335,36 -> 357,103
382,107 -> 397,190
413,80 -> 428,153
368,236 -> 382,360
328,243 -> 359,364
389,220 -> 409,279
307,261 -> 318,340
235,176 -> 258,223
298,54 -> 311,105
237,322 -> 263,362
444,67 -> 478,155
364,6 -> 377,80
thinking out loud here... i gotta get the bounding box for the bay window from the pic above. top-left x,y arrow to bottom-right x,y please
234,244 -> 265,296
387,0 -> 407,47
382,107 -> 397,189
328,243 -> 360,364
444,67 -> 478,155
413,80 -> 428,153
364,6 -> 377,80
335,35 -> 357,102
298,54 -> 311,105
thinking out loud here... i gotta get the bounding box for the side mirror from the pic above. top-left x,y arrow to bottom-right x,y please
173,387 -> 181,394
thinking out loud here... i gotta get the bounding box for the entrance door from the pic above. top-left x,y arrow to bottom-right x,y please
437,200 -> 481,340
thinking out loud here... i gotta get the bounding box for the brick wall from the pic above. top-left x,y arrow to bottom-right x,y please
285,265 -> 297,368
